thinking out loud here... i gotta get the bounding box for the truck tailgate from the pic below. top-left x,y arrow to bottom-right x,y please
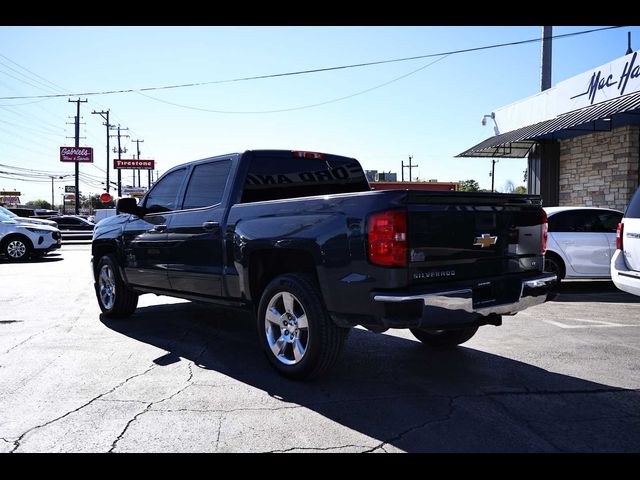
404,192 -> 545,285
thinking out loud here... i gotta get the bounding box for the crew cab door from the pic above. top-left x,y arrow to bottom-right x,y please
165,159 -> 232,298
122,167 -> 188,290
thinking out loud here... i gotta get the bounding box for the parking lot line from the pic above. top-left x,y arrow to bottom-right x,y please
542,318 -> 640,329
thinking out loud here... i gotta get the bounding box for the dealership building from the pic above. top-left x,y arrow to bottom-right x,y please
459,51 -> 640,212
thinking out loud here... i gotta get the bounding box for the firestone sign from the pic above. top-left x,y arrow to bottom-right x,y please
114,159 -> 155,170
60,147 -> 93,163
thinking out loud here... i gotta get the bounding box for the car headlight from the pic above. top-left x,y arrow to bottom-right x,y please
25,227 -> 52,234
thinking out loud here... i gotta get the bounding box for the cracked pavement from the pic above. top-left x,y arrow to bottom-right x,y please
1,245 -> 640,452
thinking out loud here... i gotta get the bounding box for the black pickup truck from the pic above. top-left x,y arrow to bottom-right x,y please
92,149 -> 556,379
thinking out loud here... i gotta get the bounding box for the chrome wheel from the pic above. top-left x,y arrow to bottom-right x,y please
264,291 -> 309,366
7,240 -> 27,259
98,264 -> 116,310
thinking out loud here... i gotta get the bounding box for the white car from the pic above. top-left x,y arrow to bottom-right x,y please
543,206 -> 623,281
0,211 -> 62,261
0,205 -> 58,227
611,187 -> 640,296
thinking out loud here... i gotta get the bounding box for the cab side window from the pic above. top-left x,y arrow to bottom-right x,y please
144,168 -> 187,213
182,160 -> 231,209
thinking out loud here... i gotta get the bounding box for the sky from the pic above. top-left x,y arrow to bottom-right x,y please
0,25 -> 639,205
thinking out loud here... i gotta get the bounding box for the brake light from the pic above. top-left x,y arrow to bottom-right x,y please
292,150 -> 324,160
541,209 -> 548,254
367,210 -> 407,267
616,222 -> 624,250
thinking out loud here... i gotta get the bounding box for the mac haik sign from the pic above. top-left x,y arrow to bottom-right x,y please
114,159 -> 155,170
494,52 -> 640,133
60,147 -> 93,163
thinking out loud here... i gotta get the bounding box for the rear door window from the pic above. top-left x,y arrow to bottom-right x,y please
626,187 -> 640,219
182,160 -> 231,209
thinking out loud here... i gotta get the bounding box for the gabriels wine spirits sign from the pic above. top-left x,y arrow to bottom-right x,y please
60,147 -> 93,163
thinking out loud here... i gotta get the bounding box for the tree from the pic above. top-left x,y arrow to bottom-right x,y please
503,180 -> 515,193
26,199 -> 52,209
459,179 -> 480,192
513,186 -> 527,194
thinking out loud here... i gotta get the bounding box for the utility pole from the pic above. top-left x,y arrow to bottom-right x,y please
92,109 -> 111,193
131,139 -> 144,189
490,159 -> 499,192
541,26 -> 553,92
401,155 -> 419,182
48,175 -> 63,209
67,98 -> 87,215
110,125 -> 129,197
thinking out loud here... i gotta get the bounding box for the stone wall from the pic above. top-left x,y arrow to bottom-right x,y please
558,125 -> 640,211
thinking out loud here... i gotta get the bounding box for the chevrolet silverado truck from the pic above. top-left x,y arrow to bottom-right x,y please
91,149 -> 556,379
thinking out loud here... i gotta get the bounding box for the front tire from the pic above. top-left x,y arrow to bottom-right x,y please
257,273 -> 348,380
95,254 -> 139,318
410,325 -> 479,349
3,235 -> 32,262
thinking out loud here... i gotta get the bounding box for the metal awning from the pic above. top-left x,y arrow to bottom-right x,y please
457,90 -> 640,158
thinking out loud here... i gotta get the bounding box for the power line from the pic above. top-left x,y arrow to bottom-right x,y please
0,26 -> 624,101
136,54 -> 451,114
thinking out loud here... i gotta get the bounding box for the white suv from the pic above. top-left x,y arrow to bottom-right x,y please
544,206 -> 623,281
611,187 -> 640,296
0,211 -> 61,261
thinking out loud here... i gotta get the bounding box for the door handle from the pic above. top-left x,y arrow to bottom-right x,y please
202,221 -> 219,231
149,225 -> 167,233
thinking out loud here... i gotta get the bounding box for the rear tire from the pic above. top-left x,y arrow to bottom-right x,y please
256,273 -> 349,380
410,325 -> 479,349
95,254 -> 139,318
2,235 -> 32,262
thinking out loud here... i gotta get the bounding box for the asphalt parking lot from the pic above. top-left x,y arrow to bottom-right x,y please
1,244 -> 640,452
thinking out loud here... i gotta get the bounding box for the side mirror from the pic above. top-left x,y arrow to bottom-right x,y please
116,197 -> 144,216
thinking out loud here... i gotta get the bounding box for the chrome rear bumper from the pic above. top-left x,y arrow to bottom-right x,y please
372,273 -> 557,328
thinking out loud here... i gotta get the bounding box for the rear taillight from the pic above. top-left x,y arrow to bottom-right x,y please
541,209 -> 548,254
367,209 -> 407,267
616,222 -> 624,250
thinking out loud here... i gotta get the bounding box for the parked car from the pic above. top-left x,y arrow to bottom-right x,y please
92,149 -> 555,380
0,211 -> 61,261
48,215 -> 95,230
0,205 -> 58,227
543,206 -> 623,281
47,215 -> 95,241
7,207 -> 59,218
611,187 -> 640,296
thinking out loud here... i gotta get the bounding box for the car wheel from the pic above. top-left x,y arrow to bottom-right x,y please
3,235 -> 32,262
95,254 -> 139,318
257,273 -> 349,380
410,325 -> 479,349
544,254 -> 564,283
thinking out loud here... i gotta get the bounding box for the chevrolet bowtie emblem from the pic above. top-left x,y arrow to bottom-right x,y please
474,234 -> 498,248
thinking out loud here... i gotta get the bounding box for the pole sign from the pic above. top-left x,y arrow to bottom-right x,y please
114,159 -> 155,170
65,185 -> 76,193
122,186 -> 148,197
60,147 -> 93,163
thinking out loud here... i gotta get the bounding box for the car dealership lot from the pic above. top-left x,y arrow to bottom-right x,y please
1,244 -> 640,453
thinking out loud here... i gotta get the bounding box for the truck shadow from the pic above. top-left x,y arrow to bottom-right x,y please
101,303 -> 640,452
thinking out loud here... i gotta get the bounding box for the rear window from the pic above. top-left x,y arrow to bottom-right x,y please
626,186 -> 640,219
240,152 -> 370,203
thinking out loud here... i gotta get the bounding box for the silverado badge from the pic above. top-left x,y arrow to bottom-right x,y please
474,233 -> 498,248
